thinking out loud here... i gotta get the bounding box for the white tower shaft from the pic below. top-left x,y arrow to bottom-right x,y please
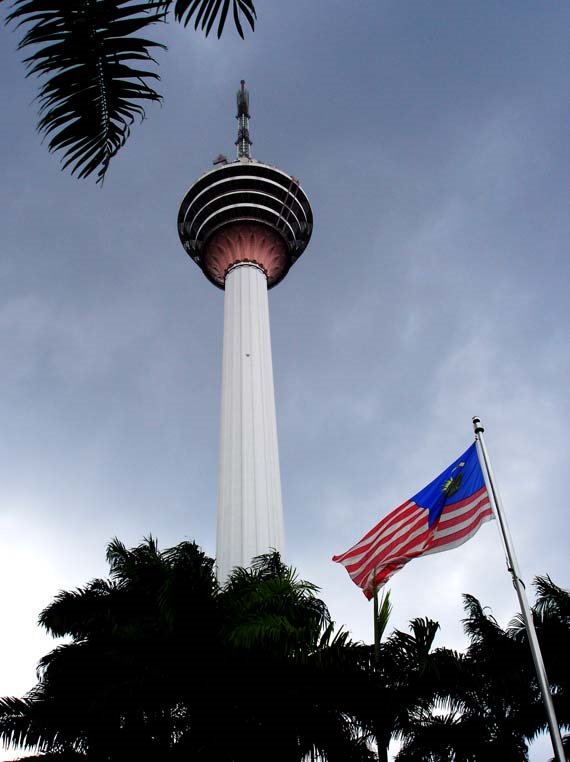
216,262 -> 284,581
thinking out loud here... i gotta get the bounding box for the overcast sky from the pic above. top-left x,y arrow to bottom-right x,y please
1,2 -> 569,760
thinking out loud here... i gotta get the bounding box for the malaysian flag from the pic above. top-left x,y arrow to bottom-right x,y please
332,443 -> 493,598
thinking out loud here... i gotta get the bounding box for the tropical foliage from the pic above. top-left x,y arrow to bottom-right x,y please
361,616 -> 464,762
397,582 -> 570,761
1,0 -> 257,183
0,538 -> 376,761
510,575 -> 570,731
0,537 -> 567,762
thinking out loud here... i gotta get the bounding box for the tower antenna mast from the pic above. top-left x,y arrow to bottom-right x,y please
236,80 -> 252,160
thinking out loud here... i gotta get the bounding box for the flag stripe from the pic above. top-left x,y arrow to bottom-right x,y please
425,505 -> 493,554
344,509 -> 427,573
432,492 -> 491,534
333,500 -> 416,560
350,514 -> 429,586
431,502 -> 492,540
423,513 -> 493,557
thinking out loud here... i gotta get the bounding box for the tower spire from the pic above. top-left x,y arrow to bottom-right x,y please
236,80 -> 252,160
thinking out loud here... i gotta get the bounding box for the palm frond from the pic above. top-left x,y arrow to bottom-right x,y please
4,0 -> 166,183
106,534 -> 163,581
461,593 -> 502,641
158,540 -> 218,623
397,709 -> 489,762
8,754 -> 85,761
375,588 -> 392,644
534,575 -> 570,622
8,755 -> 85,761
222,552 -> 332,654
385,618 -> 440,668
173,0 -> 255,38
0,694 -> 83,754
38,578 -> 118,638
105,535 -> 133,573
408,618 -> 440,655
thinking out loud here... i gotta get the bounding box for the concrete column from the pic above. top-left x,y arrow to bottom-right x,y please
216,262 -> 284,582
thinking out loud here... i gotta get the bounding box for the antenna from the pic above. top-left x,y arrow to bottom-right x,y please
236,80 -> 252,160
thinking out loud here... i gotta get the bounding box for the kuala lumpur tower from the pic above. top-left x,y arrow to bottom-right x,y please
178,82 -> 313,581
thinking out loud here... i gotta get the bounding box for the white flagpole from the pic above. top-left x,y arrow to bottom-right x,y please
472,416 -> 566,762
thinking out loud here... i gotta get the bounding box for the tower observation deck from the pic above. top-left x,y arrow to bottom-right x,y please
178,81 -> 313,581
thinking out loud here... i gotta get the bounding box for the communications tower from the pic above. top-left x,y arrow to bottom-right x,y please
177,82 -> 313,581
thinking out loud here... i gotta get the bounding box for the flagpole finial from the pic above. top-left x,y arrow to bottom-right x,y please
472,416 -> 484,434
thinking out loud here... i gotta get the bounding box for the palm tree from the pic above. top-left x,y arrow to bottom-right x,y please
1,0 -> 257,183
0,536 -> 220,760
366,617 -> 466,762
212,552 -> 376,762
0,539 -> 376,761
509,576 -> 570,742
396,594 -> 544,761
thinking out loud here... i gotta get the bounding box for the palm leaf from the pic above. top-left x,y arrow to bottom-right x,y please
375,589 -> 392,644
533,574 -> 570,621
8,754 -> 85,761
38,578 -> 119,639
172,0 -> 256,38
4,0 -> 166,183
0,693 -> 84,754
